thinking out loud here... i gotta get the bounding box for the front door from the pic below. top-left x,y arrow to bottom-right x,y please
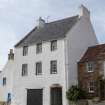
27,89 -> 43,105
50,87 -> 62,105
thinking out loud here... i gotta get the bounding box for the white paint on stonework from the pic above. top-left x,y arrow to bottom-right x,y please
0,5 -> 98,105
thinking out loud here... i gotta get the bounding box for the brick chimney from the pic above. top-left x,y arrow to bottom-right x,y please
79,4 -> 90,19
8,49 -> 14,60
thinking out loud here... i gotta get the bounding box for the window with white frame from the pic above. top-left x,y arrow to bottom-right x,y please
36,62 -> 42,75
23,46 -> 28,56
50,60 -> 57,74
51,40 -> 57,51
86,62 -> 94,72
22,64 -> 28,76
36,43 -> 42,54
88,81 -> 95,93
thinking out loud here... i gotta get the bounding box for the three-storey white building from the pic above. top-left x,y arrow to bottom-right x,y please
0,5 -> 98,105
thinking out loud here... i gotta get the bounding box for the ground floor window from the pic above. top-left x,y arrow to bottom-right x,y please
88,80 -> 95,93
7,93 -> 11,103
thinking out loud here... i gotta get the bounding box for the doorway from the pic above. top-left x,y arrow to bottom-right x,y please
50,87 -> 62,105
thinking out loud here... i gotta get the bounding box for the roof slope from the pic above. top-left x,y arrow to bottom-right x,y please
79,44 -> 105,62
15,15 -> 79,47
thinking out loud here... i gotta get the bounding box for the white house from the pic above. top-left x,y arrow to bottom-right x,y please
0,49 -> 14,103
0,5 -> 98,105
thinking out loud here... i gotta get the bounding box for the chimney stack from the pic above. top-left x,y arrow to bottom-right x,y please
79,5 -> 90,19
8,49 -> 14,60
37,17 -> 45,28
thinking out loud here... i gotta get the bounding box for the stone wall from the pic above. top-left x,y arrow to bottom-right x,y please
78,60 -> 104,98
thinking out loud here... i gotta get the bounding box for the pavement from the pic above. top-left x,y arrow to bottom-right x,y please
94,101 -> 105,105
88,100 -> 105,105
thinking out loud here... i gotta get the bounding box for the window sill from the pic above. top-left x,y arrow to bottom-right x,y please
23,55 -> 28,56
22,75 -> 28,77
36,74 -> 42,76
51,73 -> 57,74
89,91 -> 94,93
51,49 -> 57,52
87,71 -> 94,73
36,52 -> 42,54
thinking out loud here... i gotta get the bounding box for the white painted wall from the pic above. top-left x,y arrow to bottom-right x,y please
65,7 -> 98,88
0,5 -> 98,105
0,60 -> 14,101
12,39 -> 67,105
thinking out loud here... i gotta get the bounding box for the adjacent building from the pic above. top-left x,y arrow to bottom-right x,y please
78,44 -> 105,99
0,5 -> 98,105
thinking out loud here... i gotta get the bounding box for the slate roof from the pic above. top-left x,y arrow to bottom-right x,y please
15,15 -> 79,47
79,44 -> 105,62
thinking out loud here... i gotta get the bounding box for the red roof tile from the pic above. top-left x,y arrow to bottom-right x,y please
79,44 -> 105,62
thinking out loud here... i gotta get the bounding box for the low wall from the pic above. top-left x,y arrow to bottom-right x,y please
69,100 -> 88,105
0,102 -> 6,105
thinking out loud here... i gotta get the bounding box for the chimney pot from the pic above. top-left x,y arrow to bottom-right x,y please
10,49 -> 13,54
37,17 -> 45,28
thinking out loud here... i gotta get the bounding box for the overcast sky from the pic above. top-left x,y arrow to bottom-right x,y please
0,0 -> 105,70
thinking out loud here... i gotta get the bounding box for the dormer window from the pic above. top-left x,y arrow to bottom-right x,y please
86,62 -> 94,72
23,46 -> 28,56
51,40 -> 57,51
36,43 -> 42,54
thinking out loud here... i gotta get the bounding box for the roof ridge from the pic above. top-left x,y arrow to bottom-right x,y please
46,15 -> 79,24
15,15 -> 79,47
